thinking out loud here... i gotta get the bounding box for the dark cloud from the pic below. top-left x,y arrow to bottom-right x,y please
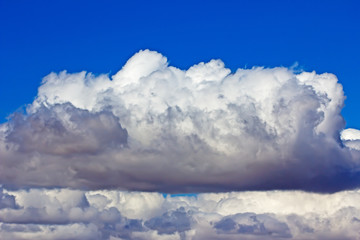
145,207 -> 192,234
0,189 -> 17,209
6,103 -> 128,155
214,213 -> 292,238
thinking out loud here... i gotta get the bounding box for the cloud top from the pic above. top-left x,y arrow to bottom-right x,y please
1,49 -> 359,192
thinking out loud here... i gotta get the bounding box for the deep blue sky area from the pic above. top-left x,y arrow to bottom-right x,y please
0,0 -> 359,128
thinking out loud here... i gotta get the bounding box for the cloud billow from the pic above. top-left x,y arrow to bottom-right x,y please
0,49 -> 360,192
1,188 -> 360,239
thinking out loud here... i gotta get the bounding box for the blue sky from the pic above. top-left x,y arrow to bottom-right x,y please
2,1 -> 360,239
1,0 -> 359,128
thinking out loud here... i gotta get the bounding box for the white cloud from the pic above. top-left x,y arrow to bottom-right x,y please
341,128 -> 360,150
0,49 -> 359,192
1,188 -> 360,239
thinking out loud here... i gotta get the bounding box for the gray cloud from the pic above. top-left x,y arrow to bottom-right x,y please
214,213 -> 292,238
1,188 -> 360,239
144,207 -> 192,235
0,189 -> 17,209
6,103 -> 127,155
0,49 -> 360,192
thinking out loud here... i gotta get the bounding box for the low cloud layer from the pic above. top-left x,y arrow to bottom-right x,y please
1,187 -> 360,240
1,49 -> 360,192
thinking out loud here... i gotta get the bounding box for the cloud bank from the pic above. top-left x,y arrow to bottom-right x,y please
1,187 -> 360,240
1,49 -> 360,192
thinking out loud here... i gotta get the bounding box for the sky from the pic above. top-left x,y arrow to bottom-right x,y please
1,0 -> 360,239
1,0 -> 360,127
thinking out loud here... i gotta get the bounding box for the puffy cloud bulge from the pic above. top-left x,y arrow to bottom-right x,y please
1,49 -> 360,192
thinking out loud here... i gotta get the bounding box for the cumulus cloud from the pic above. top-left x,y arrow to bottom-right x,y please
0,49 -> 360,192
1,188 -> 360,239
